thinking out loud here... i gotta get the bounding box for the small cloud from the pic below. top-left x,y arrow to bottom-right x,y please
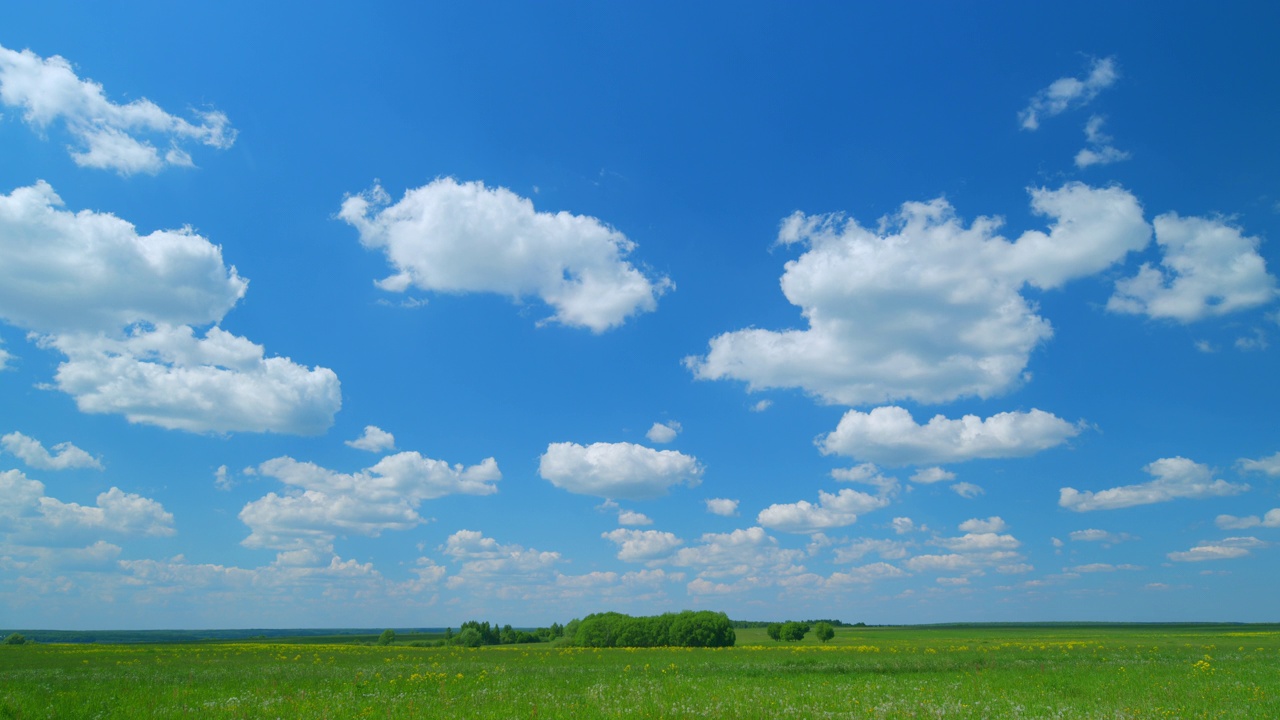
1069,528 -> 1134,544
1020,57 -> 1118,130
1168,536 -> 1265,563
750,400 -> 773,413
951,482 -> 984,499
1074,115 -> 1130,169
346,425 -> 396,453
618,510 -> 653,526
1235,329 -> 1268,351
214,465 -> 235,491
646,421 -> 682,444
1060,457 -> 1248,511
705,498 -> 739,516
891,517 -> 924,535
1194,340 -> 1218,353
1,431 -> 102,471
959,517 -> 1008,533
1216,509 -> 1280,530
910,467 -> 955,484
1238,452 -> 1280,477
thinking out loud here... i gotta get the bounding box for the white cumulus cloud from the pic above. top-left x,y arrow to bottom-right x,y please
42,326 -> 340,435
0,44 -> 234,175
339,179 -> 672,332
757,488 -> 891,534
602,528 -> 683,562
1216,510 -> 1280,530
1,431 -> 101,470
1060,457 -> 1249,512
240,452 -> 500,552
1109,213 -> 1277,322
346,425 -> 396,453
1167,537 -> 1265,563
538,441 -> 703,500
686,183 -> 1149,406
821,406 -> 1081,466
1237,451 -> 1280,477
0,469 -> 174,542
0,182 -> 246,333
958,517 -> 1008,533
705,498 -> 739,516
617,510 -> 653,526
0,182 -> 340,435
646,421 -> 681,444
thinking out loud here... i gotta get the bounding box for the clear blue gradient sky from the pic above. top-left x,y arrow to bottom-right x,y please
1,2 -> 1278,629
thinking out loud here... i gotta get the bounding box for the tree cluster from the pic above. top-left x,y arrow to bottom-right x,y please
568,611 -> 735,648
448,620 -> 564,647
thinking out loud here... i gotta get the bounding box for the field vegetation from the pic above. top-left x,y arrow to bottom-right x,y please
2,623 -> 1277,718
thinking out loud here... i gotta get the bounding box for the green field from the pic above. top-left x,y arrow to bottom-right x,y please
3,625 -> 1277,718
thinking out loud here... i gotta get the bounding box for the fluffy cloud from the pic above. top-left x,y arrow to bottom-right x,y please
0,182 -> 246,333
239,453 -> 500,552
821,406 -> 1081,466
1109,213 -> 1277,322
1237,452 -> 1280,477
538,441 -> 703,500
0,469 -> 174,541
1167,537 -> 1266,562
951,483 -> 984,499
958,517 -> 1008,533
757,488 -> 891,534
1,431 -> 101,470
0,182 -> 341,435
937,532 -> 1020,553
1075,116 -> 1130,169
441,530 -> 561,591
705,498 -> 739,516
670,527 -> 807,579
1019,57 -> 1118,130
346,425 -> 396,453
687,184 -> 1149,406
910,467 -> 955,484
1216,510 -> 1280,530
42,326 -> 340,435
617,510 -> 653,526
646,421 -> 681,444
339,179 -> 672,332
1060,457 -> 1249,512
1069,529 -> 1134,544
0,44 -> 234,175
892,517 -> 923,534
602,528 -> 683,562
830,463 -> 900,493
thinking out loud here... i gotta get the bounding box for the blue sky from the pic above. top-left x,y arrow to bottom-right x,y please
1,2 -> 1278,629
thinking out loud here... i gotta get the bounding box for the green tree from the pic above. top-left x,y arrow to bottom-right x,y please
376,629 -> 396,646
455,628 -> 484,647
766,623 -> 782,641
668,611 -> 735,648
4,633 -> 26,645
813,621 -> 835,643
780,621 -> 809,641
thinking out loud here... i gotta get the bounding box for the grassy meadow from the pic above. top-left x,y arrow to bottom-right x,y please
3,624 -> 1277,718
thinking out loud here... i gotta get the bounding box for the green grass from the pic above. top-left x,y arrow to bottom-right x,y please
2,625 -> 1277,718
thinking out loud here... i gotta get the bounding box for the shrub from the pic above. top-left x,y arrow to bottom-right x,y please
4,633 -> 26,645
376,629 -> 396,646
813,622 -> 835,643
